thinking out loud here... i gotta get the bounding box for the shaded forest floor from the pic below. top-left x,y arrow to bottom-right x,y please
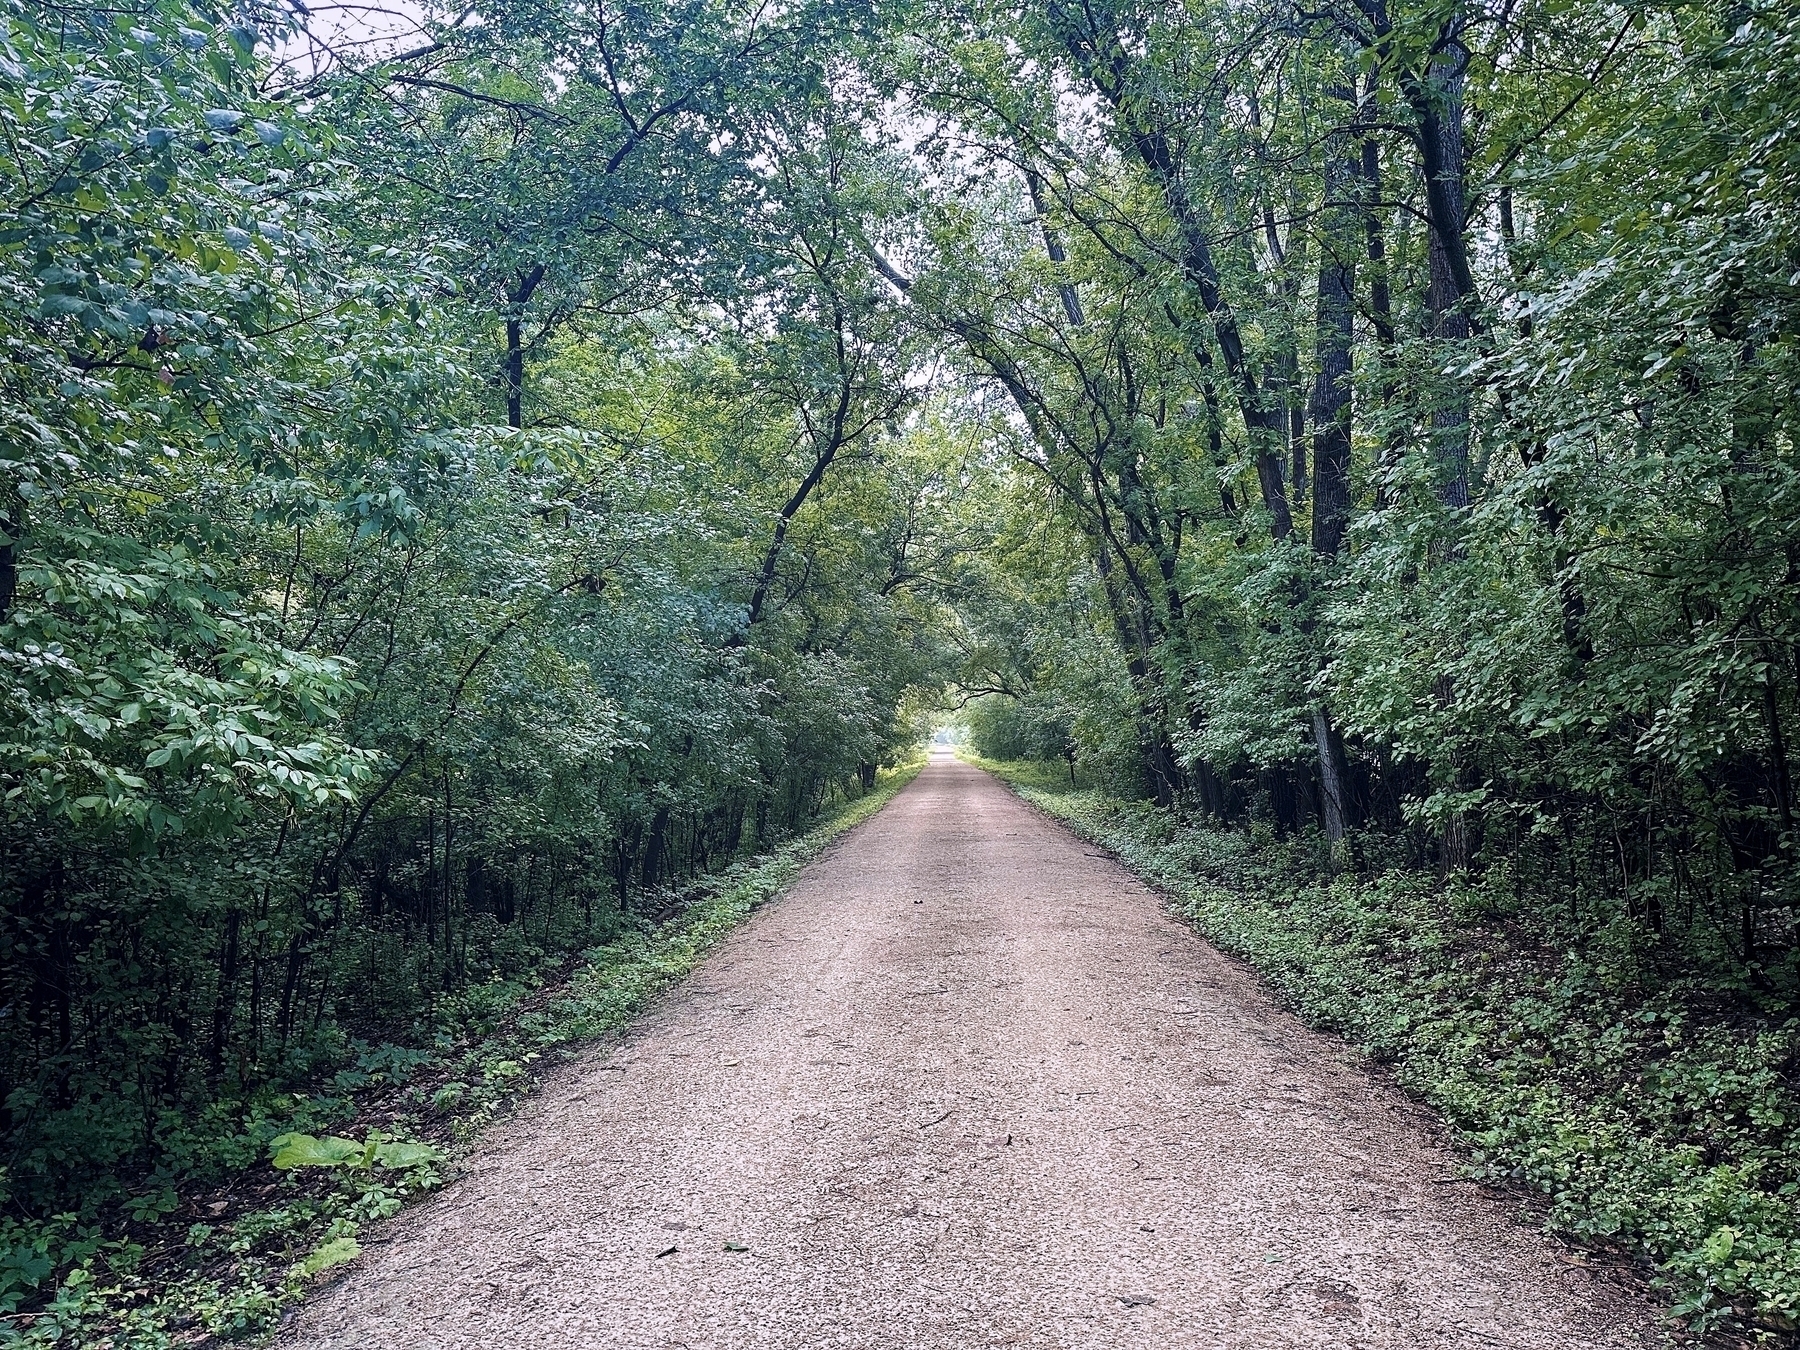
3,763 -> 924,1349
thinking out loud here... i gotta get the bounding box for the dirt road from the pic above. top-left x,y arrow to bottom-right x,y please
289,753 -> 1665,1348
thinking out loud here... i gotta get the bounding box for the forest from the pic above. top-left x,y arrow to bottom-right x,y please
2,0 -> 1798,1340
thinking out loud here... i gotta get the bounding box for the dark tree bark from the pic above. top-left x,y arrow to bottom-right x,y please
1340,1 -> 1481,864
1313,709 -> 1353,845
0,528 -> 16,623
1194,344 -> 1239,515
209,907 -> 242,1072
1418,35 -> 1477,866
640,804 -> 671,890
1026,171 -> 1086,328
1418,36 -> 1476,510
1346,0 -> 1479,509
1414,37 -> 1479,314
1250,91 -> 1308,510
1308,88 -> 1362,849
1311,142 -> 1357,561
504,263 -> 546,429
1359,73 -> 1396,358
1147,161 -> 1293,539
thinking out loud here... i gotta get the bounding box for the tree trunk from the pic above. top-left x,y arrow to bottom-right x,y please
1311,124 -> 1357,560
504,263 -> 546,429
1360,79 -> 1396,358
209,906 -> 241,1073
641,804 -> 672,891
1066,47 -> 1292,539
1026,171 -> 1086,328
1302,80 -> 1363,856
1418,36 -> 1475,510
0,525 -> 17,623
1313,708 -> 1352,845
1416,33 -> 1478,863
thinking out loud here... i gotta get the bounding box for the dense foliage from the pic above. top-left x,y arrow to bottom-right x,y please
930,0 -> 1800,1330
0,1 -> 964,1334
4,0 -> 1800,1336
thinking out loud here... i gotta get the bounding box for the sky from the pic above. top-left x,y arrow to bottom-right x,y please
275,0 -> 441,80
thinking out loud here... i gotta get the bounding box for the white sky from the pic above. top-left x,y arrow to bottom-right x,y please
275,0 -> 442,80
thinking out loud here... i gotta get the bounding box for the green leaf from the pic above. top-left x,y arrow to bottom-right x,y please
294,1236 -> 361,1278
372,1140 -> 442,1170
1702,1227 -> 1737,1265
269,1133 -> 365,1169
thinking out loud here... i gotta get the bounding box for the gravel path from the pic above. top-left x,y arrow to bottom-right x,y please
289,753 -> 1668,1348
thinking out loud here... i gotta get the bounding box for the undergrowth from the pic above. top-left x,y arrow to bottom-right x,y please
0,759 -> 923,1349
970,755 -> 1800,1343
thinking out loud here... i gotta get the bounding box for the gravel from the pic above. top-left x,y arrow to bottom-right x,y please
287,752 -> 1670,1348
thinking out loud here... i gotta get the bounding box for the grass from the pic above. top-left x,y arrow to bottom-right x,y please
966,753 -> 1800,1344
1,757 -> 924,1349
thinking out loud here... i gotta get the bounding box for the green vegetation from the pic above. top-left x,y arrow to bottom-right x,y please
4,0 -> 1799,1338
0,1 -> 961,1336
933,0 -> 1800,1334
975,754 -> 1800,1334
1,758 -> 919,1347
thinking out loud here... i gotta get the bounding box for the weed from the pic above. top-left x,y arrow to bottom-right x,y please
973,756 -> 1800,1340
0,760 -> 923,1348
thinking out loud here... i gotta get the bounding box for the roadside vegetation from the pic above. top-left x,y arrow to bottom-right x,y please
972,755 -> 1800,1337
0,2 -> 962,1339
3,759 -> 920,1347
930,0 -> 1800,1334
4,0 -> 1797,1340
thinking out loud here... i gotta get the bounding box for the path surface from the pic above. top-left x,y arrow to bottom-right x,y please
289,754 -> 1666,1349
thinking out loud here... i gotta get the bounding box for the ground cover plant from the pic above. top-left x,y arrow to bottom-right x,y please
0,760 -> 921,1346
972,755 -> 1800,1336
5,0 -> 1800,1340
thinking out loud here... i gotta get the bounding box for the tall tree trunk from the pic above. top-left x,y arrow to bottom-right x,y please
1311,149 -> 1357,560
640,804 -> 672,891
1313,709 -> 1352,845
1375,16 -> 1479,867
1418,35 -> 1475,510
1310,86 -> 1362,851
504,263 -> 546,430
1054,23 -> 1293,539
1359,72 -> 1397,359
1278,236 -> 1308,510
1146,172 -> 1292,540
209,907 -> 242,1073
0,524 -> 17,623
1357,72 -> 1404,510
1347,0 -> 1478,506
1195,344 -> 1238,515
